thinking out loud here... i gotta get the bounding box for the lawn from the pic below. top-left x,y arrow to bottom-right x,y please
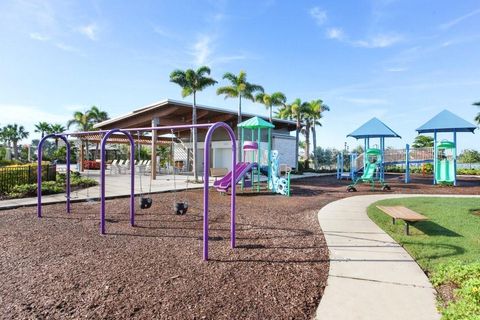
368,197 -> 480,270
368,197 -> 480,319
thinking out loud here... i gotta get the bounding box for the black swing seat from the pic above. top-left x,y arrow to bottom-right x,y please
175,202 -> 188,215
140,197 -> 153,209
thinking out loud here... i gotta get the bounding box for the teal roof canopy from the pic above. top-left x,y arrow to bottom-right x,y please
237,116 -> 275,129
347,117 -> 401,139
416,109 -> 477,134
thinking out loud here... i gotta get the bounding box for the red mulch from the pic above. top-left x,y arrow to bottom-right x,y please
0,174 -> 478,319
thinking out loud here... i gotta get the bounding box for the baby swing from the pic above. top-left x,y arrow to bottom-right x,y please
137,131 -> 153,209
171,129 -> 189,215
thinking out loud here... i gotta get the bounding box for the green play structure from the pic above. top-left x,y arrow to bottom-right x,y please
347,148 -> 391,192
214,116 -> 290,196
435,140 -> 455,184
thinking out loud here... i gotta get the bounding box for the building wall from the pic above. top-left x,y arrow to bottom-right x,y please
272,134 -> 297,168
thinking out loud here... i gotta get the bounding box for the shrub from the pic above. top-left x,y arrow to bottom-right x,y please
8,181 -> 64,198
431,261 -> 480,319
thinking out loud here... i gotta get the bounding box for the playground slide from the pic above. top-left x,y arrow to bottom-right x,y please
436,160 -> 454,183
214,162 -> 256,192
360,162 -> 377,180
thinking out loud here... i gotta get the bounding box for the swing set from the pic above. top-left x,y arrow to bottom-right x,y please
36,122 -> 237,261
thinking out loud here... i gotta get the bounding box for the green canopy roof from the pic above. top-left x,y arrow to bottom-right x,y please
237,116 -> 275,129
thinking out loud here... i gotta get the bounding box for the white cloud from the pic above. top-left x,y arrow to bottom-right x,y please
353,34 -> 403,48
29,32 -> 49,41
386,67 -> 407,72
439,9 -> 480,30
326,27 -> 344,40
192,35 -> 213,65
78,23 -> 98,41
55,42 -> 77,52
310,7 -> 327,25
0,105 -> 71,141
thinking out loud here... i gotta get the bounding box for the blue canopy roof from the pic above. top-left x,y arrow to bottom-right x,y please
347,117 -> 401,139
416,109 -> 477,134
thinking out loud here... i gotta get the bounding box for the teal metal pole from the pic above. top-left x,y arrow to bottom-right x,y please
453,130 -> 457,186
433,130 -> 437,185
267,128 -> 271,190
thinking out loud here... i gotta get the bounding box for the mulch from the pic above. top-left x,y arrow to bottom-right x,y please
0,174 -> 478,319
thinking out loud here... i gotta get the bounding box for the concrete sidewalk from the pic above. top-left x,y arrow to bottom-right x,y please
0,171 -> 331,210
316,194 -> 479,320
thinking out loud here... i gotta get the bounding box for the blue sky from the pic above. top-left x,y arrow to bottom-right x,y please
0,0 -> 479,151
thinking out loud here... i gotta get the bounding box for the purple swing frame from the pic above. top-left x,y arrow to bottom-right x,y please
36,122 -> 237,261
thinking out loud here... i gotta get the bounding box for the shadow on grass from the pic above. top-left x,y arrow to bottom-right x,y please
413,221 -> 462,237
401,240 -> 465,260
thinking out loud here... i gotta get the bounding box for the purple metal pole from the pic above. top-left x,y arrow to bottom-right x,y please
100,129 -> 135,234
203,122 -> 237,261
37,134 -> 71,217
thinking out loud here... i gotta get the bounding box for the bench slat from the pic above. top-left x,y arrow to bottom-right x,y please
376,206 -> 428,222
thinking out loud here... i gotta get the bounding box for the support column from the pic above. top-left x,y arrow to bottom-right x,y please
405,144 -> 410,183
433,130 -> 437,185
151,117 -> 160,180
80,140 -> 85,172
453,130 -> 457,186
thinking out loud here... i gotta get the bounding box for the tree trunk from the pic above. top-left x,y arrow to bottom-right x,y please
304,121 -> 310,170
269,105 -> 273,123
192,92 -> 199,182
13,140 -> 19,159
238,96 -> 242,162
312,120 -> 318,170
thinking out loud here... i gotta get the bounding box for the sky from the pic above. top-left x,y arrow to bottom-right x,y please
0,0 -> 479,152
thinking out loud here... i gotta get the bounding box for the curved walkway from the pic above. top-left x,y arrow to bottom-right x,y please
316,194 -> 478,320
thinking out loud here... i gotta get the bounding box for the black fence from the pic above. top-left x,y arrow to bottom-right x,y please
0,165 -> 56,193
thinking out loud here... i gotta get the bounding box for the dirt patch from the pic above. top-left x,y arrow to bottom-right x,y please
436,282 -> 458,308
0,174 -> 478,319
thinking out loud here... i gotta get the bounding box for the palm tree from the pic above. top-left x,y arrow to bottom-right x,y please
88,106 -> 109,159
3,124 -> 29,159
216,71 -> 264,160
277,98 -> 307,168
34,122 -> 51,138
67,111 -> 94,170
88,105 -> 109,123
305,99 -> 330,170
47,124 -> 66,148
474,101 -> 480,124
255,92 -> 287,123
170,66 -> 217,182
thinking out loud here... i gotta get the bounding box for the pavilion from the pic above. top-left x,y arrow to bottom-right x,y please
416,109 -> 477,185
347,117 -> 401,179
93,99 -> 297,179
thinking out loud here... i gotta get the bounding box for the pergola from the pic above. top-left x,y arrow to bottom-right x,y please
416,109 -> 477,185
93,99 -> 296,179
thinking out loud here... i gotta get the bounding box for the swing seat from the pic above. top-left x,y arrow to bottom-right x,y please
140,197 -> 153,209
175,202 -> 188,215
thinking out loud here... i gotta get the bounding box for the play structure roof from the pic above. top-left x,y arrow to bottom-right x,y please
416,109 -> 477,133
237,116 -> 275,129
347,117 -> 401,139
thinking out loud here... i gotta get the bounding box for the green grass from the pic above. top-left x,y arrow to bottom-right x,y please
367,197 -> 480,271
368,197 -> 480,319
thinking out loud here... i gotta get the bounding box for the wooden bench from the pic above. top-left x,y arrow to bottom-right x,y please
210,168 -> 228,180
376,206 -> 429,235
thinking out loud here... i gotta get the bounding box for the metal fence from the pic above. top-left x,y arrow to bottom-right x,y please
0,164 -> 56,193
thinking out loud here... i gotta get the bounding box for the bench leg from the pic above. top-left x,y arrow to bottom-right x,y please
404,222 -> 410,235
392,217 -> 396,225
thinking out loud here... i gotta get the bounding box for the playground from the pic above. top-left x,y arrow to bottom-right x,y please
1,174 -> 480,319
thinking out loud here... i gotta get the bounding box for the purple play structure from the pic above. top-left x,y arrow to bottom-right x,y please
36,122 -> 237,261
